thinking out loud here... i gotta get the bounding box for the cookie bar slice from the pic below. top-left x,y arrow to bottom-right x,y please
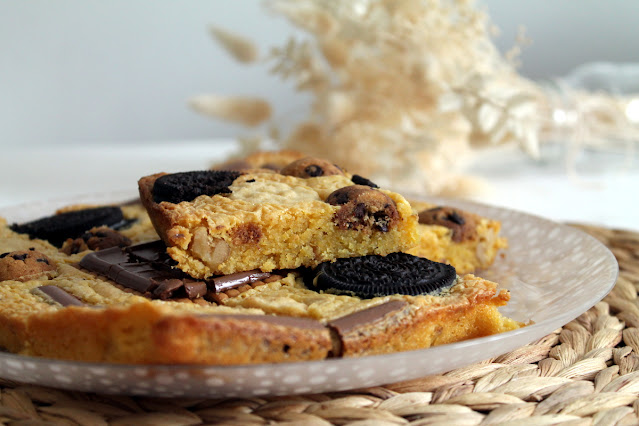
138,170 -> 418,278
407,201 -> 507,274
211,150 -> 507,274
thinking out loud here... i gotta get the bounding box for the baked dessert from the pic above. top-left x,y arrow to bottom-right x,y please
0,156 -> 520,365
138,169 -> 419,278
212,150 -> 508,274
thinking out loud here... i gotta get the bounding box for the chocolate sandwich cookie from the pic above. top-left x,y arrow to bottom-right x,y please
152,170 -> 242,204
10,206 -> 126,247
308,252 -> 456,298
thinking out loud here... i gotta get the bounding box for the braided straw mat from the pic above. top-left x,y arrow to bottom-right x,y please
0,224 -> 638,425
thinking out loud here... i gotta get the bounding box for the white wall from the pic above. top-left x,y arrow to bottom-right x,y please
1,1 -> 637,146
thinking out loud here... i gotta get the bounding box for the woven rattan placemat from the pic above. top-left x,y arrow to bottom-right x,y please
0,224 -> 637,425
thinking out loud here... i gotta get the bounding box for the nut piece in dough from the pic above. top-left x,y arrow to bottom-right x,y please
326,185 -> 399,232
0,249 -> 57,282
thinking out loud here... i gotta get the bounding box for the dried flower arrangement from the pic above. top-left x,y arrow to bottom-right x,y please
191,0 -> 639,196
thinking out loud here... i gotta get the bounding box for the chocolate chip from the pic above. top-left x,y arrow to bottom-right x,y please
305,165 -> 323,177
351,174 -> 379,188
0,253 -> 9,259
11,254 -> 27,261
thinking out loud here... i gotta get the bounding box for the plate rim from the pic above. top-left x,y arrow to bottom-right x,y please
0,190 -> 619,397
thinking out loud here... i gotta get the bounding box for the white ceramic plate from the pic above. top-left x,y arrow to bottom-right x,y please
0,191 -> 618,398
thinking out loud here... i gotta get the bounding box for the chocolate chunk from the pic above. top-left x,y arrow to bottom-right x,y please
152,279 -> 185,300
327,301 -> 412,356
307,252 -> 457,298
10,206 -> 125,247
110,263 -> 163,294
79,247 -> 129,275
81,243 -> 211,300
126,240 -> 176,267
211,269 -> 271,293
351,174 -> 379,188
329,301 -> 408,336
184,281 -> 208,299
326,185 -> 399,232
152,170 -> 242,204
37,285 -> 85,307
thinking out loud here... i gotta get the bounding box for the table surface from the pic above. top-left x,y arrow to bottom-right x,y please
1,140 -> 638,231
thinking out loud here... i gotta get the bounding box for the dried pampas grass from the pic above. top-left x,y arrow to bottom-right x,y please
190,95 -> 271,127
193,0 -> 639,196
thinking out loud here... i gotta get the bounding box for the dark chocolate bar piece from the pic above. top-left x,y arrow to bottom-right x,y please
126,240 -> 176,266
80,242 -> 269,301
327,300 -> 410,356
80,246 -> 194,299
211,270 -> 271,292
37,285 -> 85,307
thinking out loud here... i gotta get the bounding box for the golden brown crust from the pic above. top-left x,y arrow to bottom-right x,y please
24,302 -> 332,364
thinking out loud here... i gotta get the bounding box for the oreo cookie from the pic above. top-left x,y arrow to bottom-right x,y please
10,207 -> 125,247
152,170 -> 242,204
307,253 -> 456,298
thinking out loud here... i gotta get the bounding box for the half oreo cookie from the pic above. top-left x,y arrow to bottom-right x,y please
152,170 -> 242,204
307,252 -> 457,298
10,206 -> 126,247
